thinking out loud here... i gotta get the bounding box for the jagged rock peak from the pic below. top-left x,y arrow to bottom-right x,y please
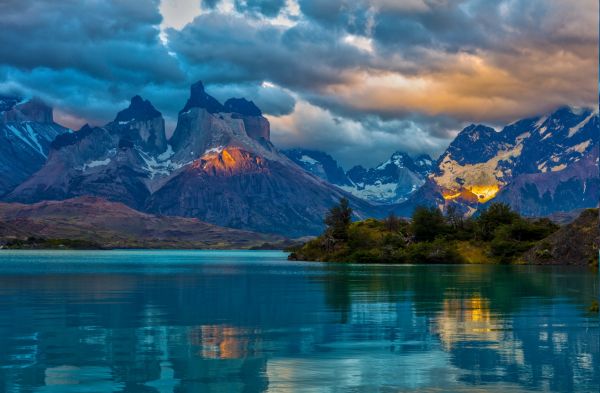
389,151 -> 412,163
224,98 -> 262,116
1,97 -> 54,123
460,123 -> 495,136
449,124 -> 499,148
415,153 -> 433,163
114,95 -> 161,123
180,80 -> 225,114
0,95 -> 22,113
51,124 -> 95,150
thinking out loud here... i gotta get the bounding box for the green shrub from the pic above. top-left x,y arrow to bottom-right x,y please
411,206 -> 448,242
475,203 -> 519,240
405,239 -> 463,264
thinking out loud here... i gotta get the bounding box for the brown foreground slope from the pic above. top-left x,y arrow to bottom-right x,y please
523,209 -> 599,266
0,197 -> 284,249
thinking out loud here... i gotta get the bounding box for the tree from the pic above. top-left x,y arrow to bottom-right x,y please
325,198 -> 353,241
384,211 -> 402,232
445,204 -> 463,230
475,202 -> 519,240
410,206 -> 448,242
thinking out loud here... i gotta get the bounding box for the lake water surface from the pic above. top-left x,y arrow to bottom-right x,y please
0,250 -> 598,392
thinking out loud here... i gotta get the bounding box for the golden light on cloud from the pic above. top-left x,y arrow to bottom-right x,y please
323,46 -> 598,123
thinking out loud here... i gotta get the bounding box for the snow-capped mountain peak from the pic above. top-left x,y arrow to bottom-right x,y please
0,97 -> 69,196
285,149 -> 435,204
400,105 -> 599,217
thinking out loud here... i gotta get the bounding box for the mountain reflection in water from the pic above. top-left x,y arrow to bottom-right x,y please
0,250 -> 597,392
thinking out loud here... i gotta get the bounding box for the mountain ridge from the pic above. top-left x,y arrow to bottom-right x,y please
283,149 -> 434,204
393,105 -> 598,217
0,196 -> 284,249
0,96 -> 70,196
1,84 -> 597,237
5,82 -> 380,237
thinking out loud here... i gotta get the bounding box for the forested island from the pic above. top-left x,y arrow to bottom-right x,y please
289,198 -> 599,266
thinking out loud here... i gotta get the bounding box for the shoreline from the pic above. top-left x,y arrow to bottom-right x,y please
1,248 -> 597,269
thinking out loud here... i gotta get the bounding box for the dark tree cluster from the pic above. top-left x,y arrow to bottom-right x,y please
289,199 -> 559,264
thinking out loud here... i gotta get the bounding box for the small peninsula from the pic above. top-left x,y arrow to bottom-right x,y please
289,198 -> 598,266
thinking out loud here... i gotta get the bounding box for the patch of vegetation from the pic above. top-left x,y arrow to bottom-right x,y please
1,237 -> 104,250
289,199 -> 559,264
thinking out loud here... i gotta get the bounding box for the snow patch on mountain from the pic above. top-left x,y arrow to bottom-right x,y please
285,148 -> 433,204
158,145 -> 174,161
339,182 -> 399,203
136,147 -> 187,179
6,124 -> 44,155
567,140 -> 591,154
550,163 -> 567,172
299,155 -> 318,165
433,132 -> 527,203
83,158 -> 111,171
534,116 -> 547,128
203,146 -> 225,155
568,110 -> 596,137
24,124 -> 45,156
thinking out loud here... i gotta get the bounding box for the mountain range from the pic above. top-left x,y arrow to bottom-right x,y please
0,82 -> 597,238
284,149 -> 433,204
3,82 -> 377,237
396,106 -> 598,217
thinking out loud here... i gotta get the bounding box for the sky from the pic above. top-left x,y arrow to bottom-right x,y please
0,0 -> 597,168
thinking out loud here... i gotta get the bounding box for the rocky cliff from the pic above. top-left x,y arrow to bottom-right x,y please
284,149 -> 433,204
0,96 -> 69,196
523,209 -> 599,266
397,106 -> 599,217
6,82 -> 378,237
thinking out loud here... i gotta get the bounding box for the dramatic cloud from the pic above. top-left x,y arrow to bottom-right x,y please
0,0 -> 597,166
268,99 -> 457,168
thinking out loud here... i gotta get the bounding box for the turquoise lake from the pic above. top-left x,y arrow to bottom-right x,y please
0,250 -> 598,392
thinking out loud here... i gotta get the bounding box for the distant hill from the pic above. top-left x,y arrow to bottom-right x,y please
0,197 -> 284,249
523,209 -> 599,266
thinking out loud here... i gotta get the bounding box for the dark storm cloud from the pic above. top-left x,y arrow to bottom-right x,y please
0,0 -> 191,130
199,82 -> 296,117
167,13 -> 369,89
0,0 -> 182,84
0,0 -> 596,165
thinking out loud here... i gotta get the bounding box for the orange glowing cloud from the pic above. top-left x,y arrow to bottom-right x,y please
323,48 -> 598,123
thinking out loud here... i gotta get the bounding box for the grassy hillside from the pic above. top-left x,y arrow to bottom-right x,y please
288,199 -> 589,265
0,197 -> 285,249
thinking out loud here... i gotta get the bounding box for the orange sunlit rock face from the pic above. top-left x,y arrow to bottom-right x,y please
190,147 -> 268,175
441,184 -> 500,204
442,191 -> 462,201
467,185 -> 500,203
